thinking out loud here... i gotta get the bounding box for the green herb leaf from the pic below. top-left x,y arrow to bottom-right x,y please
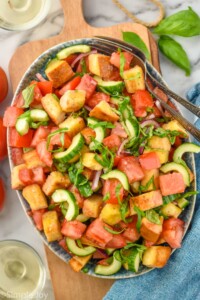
158,35 -> 191,76
134,206 -> 145,232
120,198 -> 131,223
122,31 -> 150,60
53,160 -> 69,173
115,183 -> 122,205
124,243 -> 146,251
46,128 -> 69,151
104,226 -> 125,235
153,127 -> 186,144
80,59 -> 87,73
139,175 -> 155,193
119,50 -> 125,78
145,209 -> 161,225
22,84 -> 36,108
153,7 -> 200,37
88,120 -> 114,129
92,140 -> 114,172
103,192 -> 110,202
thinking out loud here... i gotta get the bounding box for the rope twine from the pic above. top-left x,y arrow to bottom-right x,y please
112,0 -> 165,27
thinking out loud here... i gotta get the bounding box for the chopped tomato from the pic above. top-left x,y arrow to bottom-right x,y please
152,105 -> 162,117
139,152 -> 161,170
76,74 -> 97,99
32,167 -> 46,185
109,67 -> 121,81
37,81 -> 53,96
174,136 -> 182,148
113,154 -> 126,167
31,126 -> 51,147
102,178 -> 124,204
97,258 -> 111,266
153,87 -> 168,103
59,76 -> 81,96
143,240 -> 155,248
50,127 -> 71,149
159,172 -> 185,196
11,148 -> 24,165
3,106 -> 24,127
162,218 -> 184,248
122,216 -> 140,242
85,218 -> 113,248
64,54 -> 78,65
9,128 -> 34,148
87,92 -> 110,108
36,140 -> 53,167
19,168 -> 33,185
103,134 -> 121,152
118,156 -> 144,183
111,122 -> 128,138
68,185 -> 84,208
93,249 -> 108,259
0,178 -> 5,211
131,90 -> 154,117
0,117 -> 7,160
61,220 -> 87,239
81,127 -> 96,145
0,67 -> 8,103
110,51 -> 133,70
32,209 -> 47,231
106,234 -> 126,249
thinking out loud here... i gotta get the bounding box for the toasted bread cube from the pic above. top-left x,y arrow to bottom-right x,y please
148,136 -> 171,152
141,169 -> 159,192
41,94 -> 65,125
162,120 -> 188,138
23,150 -> 46,169
59,116 -> 86,138
45,60 -> 74,88
143,148 -> 169,165
42,211 -> 62,242
60,90 -> 86,113
142,246 -> 171,268
89,100 -> 119,122
88,54 -> 113,78
99,203 -> 122,226
82,195 -> 103,218
42,171 -> 70,196
69,254 -> 93,272
123,65 -> 145,93
11,164 -> 26,190
161,202 -> 182,218
140,217 -> 163,243
130,190 -> 163,213
22,184 -> 48,210
82,153 -> 103,171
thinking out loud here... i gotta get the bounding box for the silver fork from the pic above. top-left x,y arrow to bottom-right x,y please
86,36 -> 200,142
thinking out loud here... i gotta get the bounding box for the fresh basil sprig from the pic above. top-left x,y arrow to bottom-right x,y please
158,35 -> 191,76
153,7 -> 200,37
122,31 -> 150,60
22,84 -> 36,108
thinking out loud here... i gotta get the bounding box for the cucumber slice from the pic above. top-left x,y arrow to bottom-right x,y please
177,198 -> 189,209
45,57 -> 59,70
101,170 -> 129,191
15,118 -> 30,136
127,249 -> 140,272
160,162 -> 190,186
52,189 -> 79,221
95,251 -> 122,275
57,45 -> 91,60
88,117 -> 105,149
173,142 -> 200,163
94,76 -> 124,94
125,119 -> 139,138
30,109 -> 49,122
54,133 -> 85,163
66,238 -> 96,256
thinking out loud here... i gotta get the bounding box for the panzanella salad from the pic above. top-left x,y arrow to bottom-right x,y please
4,44 -> 200,275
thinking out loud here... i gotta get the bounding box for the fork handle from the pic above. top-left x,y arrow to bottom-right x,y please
148,83 -> 200,142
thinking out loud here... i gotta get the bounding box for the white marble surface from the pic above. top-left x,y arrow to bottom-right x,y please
0,0 -> 200,299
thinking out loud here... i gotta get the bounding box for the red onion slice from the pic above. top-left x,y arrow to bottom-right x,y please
140,120 -> 160,128
71,50 -> 97,68
92,170 -> 102,191
139,146 -> 144,155
84,105 -> 92,112
145,113 -> 155,120
117,138 -> 129,156
36,73 -> 46,82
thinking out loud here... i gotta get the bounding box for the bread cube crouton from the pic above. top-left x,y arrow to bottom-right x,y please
161,202 -> 182,218
60,90 -> 86,113
141,169 -> 160,192
59,116 -> 86,138
41,94 -> 65,125
82,195 -> 103,218
99,204 -> 122,226
69,254 -> 93,272
42,211 -> 62,242
162,120 -> 188,138
82,153 -> 103,171
42,171 -> 70,196
142,246 -> 171,268
148,136 -> 171,152
89,100 -> 119,122
22,184 -> 48,210
45,60 -> 74,88
11,164 -> 26,190
140,217 -> 163,243
130,190 -> 163,213
22,150 -> 46,169
88,54 -> 113,78
123,65 -> 145,93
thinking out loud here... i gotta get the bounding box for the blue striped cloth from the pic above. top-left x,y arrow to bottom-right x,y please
104,85 -> 200,300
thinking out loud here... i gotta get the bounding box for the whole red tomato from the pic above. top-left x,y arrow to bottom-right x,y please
0,117 -> 7,160
0,178 -> 5,211
0,67 -> 8,103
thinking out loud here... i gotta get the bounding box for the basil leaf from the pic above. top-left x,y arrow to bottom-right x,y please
158,35 -> 191,76
46,128 -> 69,150
122,31 -> 150,60
145,209 -> 161,225
119,50 -> 125,78
124,243 -> 146,251
134,206 -> 145,232
182,191 -> 199,198
153,7 -> 200,37
139,175 -> 155,193
103,192 -> 110,202
104,226 -> 125,235
120,198 -> 132,223
22,84 -> 36,108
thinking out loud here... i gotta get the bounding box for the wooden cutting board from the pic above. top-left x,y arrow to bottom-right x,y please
9,0 -> 160,299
